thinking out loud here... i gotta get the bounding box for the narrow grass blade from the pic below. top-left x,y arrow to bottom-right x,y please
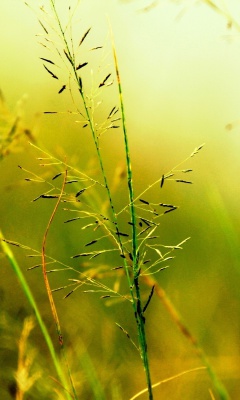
0,230 -> 73,400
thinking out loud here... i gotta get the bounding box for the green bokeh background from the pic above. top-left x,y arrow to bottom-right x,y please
1,1 -> 240,399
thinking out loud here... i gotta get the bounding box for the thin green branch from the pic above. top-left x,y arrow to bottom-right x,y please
110,28 -> 153,400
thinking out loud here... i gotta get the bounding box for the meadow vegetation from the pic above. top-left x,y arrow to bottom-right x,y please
1,1 -> 240,399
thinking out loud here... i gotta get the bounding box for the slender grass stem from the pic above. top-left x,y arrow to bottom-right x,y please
111,33 -> 153,400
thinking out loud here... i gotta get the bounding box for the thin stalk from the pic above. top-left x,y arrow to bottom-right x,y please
111,35 -> 153,400
0,230 -> 73,400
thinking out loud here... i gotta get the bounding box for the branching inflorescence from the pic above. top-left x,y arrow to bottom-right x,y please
3,2 -> 209,399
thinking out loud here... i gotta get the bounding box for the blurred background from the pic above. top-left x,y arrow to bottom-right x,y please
0,0 -> 240,399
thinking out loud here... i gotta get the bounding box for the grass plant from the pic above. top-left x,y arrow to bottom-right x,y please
0,0 -> 236,399
0,232 -> 74,400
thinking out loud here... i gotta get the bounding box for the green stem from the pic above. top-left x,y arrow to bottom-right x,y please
111,41 -> 153,400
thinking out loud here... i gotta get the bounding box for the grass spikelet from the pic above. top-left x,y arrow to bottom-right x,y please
79,27 -> 91,46
40,57 -> 54,64
139,198 -> 149,205
142,285 -> 155,313
44,111 -> 58,114
58,84 -> 66,94
43,64 -> 58,79
164,206 -> 178,214
52,172 -> 62,180
190,143 -> 205,157
99,73 -> 112,88
76,62 -> 88,70
115,323 -> 139,351
38,19 -> 48,34
175,179 -> 192,184
160,174 -> 164,188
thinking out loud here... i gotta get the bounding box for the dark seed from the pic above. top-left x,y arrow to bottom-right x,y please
79,28 -> 91,46
107,106 -> 116,119
40,194 -> 59,199
116,231 -> 129,237
143,285 -> 155,313
76,62 -> 88,70
85,240 -> 97,247
76,188 -> 86,197
66,180 -> 78,184
90,46 -> 103,50
139,199 -> 149,205
99,73 -> 111,88
52,173 -> 62,180
64,291 -> 73,298
159,203 -> 175,208
175,180 -> 192,184
63,49 -> 73,65
40,57 -> 54,65
164,207 -> 177,214
160,175 -> 164,188
43,64 -> 58,79
79,77 -> 83,92
140,218 -> 151,227
38,19 -> 48,34
64,217 -> 81,223
58,85 -> 66,94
